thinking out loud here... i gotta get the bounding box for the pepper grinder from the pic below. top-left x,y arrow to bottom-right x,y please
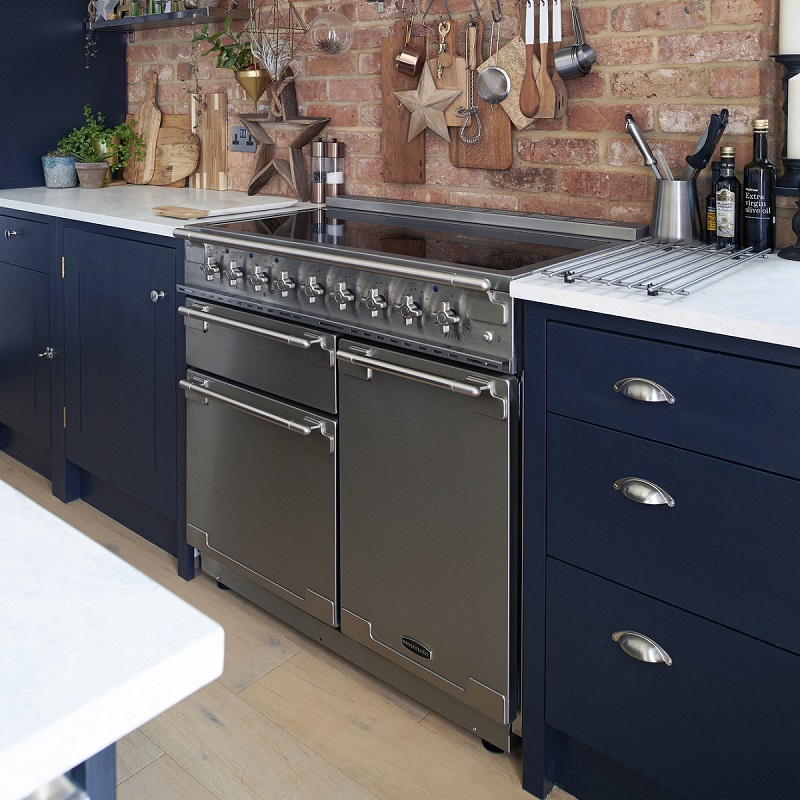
310,138 -> 326,205
325,138 -> 344,197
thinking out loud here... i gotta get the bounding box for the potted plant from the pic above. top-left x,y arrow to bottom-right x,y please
41,151 -> 78,188
56,105 -> 145,188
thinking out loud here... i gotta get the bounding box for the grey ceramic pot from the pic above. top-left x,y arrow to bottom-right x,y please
42,155 -> 78,188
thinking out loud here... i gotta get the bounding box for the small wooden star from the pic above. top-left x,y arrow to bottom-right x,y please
393,63 -> 461,143
239,115 -> 331,200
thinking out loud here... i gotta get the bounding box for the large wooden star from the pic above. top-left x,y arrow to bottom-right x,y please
239,115 -> 331,200
393,64 -> 461,143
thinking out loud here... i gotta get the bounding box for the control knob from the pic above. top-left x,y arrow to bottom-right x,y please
247,267 -> 268,292
300,276 -> 325,303
433,301 -> 460,333
202,256 -> 219,281
330,282 -> 355,310
395,295 -> 423,326
224,259 -> 243,286
274,271 -> 296,296
362,288 -> 388,317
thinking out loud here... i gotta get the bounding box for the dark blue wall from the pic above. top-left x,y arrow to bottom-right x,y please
1,1 -> 127,189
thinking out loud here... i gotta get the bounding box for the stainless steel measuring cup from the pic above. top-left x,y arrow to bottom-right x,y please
554,0 -> 596,79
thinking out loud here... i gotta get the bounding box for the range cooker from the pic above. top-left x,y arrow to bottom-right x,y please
175,196 -> 646,748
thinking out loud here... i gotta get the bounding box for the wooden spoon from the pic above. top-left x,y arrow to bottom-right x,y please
519,0 -> 540,118
550,0 -> 567,119
534,0 -> 556,118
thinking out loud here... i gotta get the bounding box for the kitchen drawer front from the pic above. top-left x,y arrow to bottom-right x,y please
0,214 -> 48,273
546,322 -> 800,477
547,415 -> 800,654
546,559 -> 800,800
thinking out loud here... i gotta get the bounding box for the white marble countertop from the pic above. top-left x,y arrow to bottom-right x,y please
0,186 -> 312,238
511,250 -> 800,350
0,480 -> 224,800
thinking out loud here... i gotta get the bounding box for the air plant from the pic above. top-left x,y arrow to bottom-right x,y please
246,0 -> 307,82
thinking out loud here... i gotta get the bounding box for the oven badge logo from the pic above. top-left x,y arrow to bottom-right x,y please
401,636 -> 432,660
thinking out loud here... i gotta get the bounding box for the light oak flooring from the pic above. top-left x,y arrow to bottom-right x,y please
1,452 -> 575,800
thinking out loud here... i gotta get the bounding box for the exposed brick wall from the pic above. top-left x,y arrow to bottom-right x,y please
127,0 -> 797,245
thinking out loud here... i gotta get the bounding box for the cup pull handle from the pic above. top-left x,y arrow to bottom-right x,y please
613,477 -> 674,507
613,377 -> 675,404
612,630 -> 672,666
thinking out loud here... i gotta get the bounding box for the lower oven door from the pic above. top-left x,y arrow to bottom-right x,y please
336,340 -> 518,724
181,368 -> 338,626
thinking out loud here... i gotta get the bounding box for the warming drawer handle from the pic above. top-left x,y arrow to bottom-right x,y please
613,477 -> 675,507
178,305 -> 317,350
613,377 -> 675,404
612,630 -> 673,666
179,378 -> 324,438
336,349 -> 488,397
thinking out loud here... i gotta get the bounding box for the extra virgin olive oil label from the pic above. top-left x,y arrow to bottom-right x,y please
716,188 -> 736,239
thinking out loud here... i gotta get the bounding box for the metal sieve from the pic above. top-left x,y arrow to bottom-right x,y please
476,19 -> 510,106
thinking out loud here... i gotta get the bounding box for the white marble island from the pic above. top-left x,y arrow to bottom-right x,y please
0,480 -> 224,800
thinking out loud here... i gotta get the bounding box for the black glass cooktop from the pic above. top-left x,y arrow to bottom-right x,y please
204,208 -> 611,274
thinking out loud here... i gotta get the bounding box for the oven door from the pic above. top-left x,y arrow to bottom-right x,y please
336,340 -> 518,724
182,368 -> 338,626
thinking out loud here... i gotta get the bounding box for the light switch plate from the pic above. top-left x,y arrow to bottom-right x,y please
230,125 -> 256,153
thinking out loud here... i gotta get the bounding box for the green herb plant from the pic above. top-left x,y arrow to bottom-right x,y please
191,15 -> 255,71
56,106 -> 145,173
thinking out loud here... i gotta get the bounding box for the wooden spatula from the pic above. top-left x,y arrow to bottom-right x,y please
519,0 -> 540,118
534,0 -> 556,118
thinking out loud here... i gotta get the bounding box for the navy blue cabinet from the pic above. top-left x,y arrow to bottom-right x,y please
522,306 -> 800,800
62,224 -> 181,555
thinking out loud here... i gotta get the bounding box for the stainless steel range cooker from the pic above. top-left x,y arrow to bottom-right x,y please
175,196 -> 645,749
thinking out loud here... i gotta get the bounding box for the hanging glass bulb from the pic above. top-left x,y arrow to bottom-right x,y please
309,11 -> 354,56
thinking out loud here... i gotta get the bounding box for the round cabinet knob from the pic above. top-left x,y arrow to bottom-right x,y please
395,295 -> 423,326
4,229 -> 17,239
330,282 -> 355,310
433,301 -> 460,333
300,276 -> 325,303
274,271 -> 296,296
202,257 -> 220,281
247,269 -> 268,292
224,260 -> 243,287
362,288 -> 388,317
150,290 -> 165,303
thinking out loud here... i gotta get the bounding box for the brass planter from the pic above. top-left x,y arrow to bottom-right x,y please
235,69 -> 271,112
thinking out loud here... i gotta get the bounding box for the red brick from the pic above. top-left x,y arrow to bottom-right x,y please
295,79 -> 329,103
448,191 -> 520,211
562,6 -> 607,37
329,78 -> 381,102
612,68 -> 706,99
306,53 -> 358,76
611,2 -> 707,32
384,186 -> 450,203
608,205 -> 651,224
658,30 -> 765,63
562,170 -> 648,202
486,167 -> 559,193
340,130 -> 381,155
517,137 -> 600,165
595,36 -> 655,65
710,66 -> 773,99
711,0 -> 776,25
659,103 -> 768,135
346,182 -> 384,198
351,157 -> 384,182
568,104 -> 653,133
304,104 -> 359,127
352,26 -> 383,51
563,73 -> 605,100
359,103 -> 382,128
359,51 -> 382,75
523,195 -> 606,218
608,138 -> 689,171
426,160 -> 483,187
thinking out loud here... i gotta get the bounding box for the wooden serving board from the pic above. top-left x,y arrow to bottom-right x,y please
150,128 -> 200,186
123,70 -> 161,185
152,205 -> 209,219
432,22 -> 466,128
448,19 -> 513,171
189,92 -> 228,191
381,21 -> 426,185
480,35 -> 541,131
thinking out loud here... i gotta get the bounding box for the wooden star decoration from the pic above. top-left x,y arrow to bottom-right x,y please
393,63 -> 461,143
238,115 -> 331,200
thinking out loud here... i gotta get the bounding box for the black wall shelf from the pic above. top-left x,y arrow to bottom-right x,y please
89,7 -> 248,35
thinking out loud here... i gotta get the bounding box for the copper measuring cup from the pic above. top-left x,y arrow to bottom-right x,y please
395,16 -> 425,76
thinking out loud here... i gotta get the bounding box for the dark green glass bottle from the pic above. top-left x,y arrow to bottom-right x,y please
742,119 -> 776,252
716,147 -> 740,249
706,161 -> 720,245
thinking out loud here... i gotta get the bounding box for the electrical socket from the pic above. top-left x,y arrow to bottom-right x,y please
230,126 -> 256,153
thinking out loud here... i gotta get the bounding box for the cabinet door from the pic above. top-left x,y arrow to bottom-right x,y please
63,228 -> 177,518
0,262 -> 50,446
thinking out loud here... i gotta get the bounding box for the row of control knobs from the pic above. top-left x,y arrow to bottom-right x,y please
203,257 -> 461,332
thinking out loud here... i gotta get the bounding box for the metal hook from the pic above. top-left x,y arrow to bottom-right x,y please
421,0 -> 450,27
468,0 -> 481,23
491,0 -> 501,22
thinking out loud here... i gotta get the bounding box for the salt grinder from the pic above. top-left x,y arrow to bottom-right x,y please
310,138 -> 326,205
325,138 -> 344,197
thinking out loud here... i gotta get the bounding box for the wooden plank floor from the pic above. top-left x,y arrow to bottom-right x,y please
0,452 -> 575,800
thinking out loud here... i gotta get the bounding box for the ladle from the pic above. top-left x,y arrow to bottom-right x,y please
554,0 -> 596,80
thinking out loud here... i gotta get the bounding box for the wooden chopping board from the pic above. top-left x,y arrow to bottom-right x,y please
189,93 -> 228,191
126,113 -> 200,187
432,21 -> 466,128
381,21 -> 426,185
448,19 -> 513,171
123,70 -> 162,185
480,35 -> 541,131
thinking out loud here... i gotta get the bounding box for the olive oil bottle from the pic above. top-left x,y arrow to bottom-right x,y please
742,119 -> 776,251
716,147 -> 740,249
706,161 -> 721,245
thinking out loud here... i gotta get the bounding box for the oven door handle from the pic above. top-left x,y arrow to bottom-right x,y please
178,305 -> 320,350
336,350 -> 508,419
179,378 -> 334,453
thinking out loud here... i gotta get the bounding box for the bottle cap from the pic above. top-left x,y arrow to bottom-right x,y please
720,146 -> 735,157
753,119 -> 769,132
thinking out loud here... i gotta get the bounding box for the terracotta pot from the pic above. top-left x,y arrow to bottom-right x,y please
75,161 -> 109,189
